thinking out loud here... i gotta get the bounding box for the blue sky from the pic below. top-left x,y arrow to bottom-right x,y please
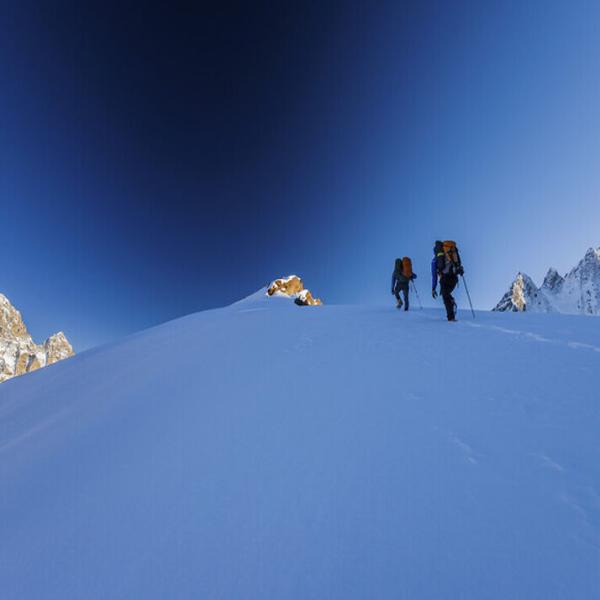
2,1 -> 600,350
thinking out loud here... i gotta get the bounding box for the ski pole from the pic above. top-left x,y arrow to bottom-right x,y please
461,275 -> 475,319
411,280 -> 423,310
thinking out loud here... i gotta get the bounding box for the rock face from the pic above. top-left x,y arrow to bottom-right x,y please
493,247 -> 600,315
0,294 -> 74,383
493,273 -> 552,312
267,276 -> 323,306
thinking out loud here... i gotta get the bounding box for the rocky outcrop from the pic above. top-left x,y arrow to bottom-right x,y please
45,332 -> 75,365
541,268 -> 564,292
494,247 -> 600,315
0,293 -> 74,383
294,289 -> 322,307
493,273 -> 552,312
267,276 -> 323,306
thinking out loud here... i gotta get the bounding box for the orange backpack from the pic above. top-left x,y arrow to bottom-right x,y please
442,241 -> 460,267
401,256 -> 413,279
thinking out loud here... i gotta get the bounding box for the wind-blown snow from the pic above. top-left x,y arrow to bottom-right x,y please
1,294 -> 599,599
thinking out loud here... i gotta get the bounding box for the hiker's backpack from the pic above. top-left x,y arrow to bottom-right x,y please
441,240 -> 462,275
401,257 -> 413,279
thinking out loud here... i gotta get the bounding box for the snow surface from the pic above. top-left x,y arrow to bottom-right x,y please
1,293 -> 600,599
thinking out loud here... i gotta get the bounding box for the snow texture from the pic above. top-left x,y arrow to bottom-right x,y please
1,293 -> 599,599
494,246 -> 600,315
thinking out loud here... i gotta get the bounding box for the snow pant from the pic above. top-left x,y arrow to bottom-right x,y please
440,274 -> 458,320
394,283 -> 409,310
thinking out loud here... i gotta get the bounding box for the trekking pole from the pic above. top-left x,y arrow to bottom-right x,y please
461,275 -> 476,319
411,280 -> 423,310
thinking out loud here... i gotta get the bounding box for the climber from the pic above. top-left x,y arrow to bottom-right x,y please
431,240 -> 464,321
391,257 -> 417,311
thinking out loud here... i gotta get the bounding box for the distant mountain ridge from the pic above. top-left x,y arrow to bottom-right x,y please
494,247 -> 600,315
0,293 -> 74,382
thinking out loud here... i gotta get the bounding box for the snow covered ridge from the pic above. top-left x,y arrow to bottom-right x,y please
267,275 -> 323,305
1,303 -> 600,598
494,246 -> 600,315
0,293 -> 74,383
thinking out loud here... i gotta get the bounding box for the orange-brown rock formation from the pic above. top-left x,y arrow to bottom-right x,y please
0,293 -> 74,383
267,276 -> 322,306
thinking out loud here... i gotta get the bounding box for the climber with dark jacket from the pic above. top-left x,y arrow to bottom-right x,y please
392,257 -> 417,310
431,240 -> 463,321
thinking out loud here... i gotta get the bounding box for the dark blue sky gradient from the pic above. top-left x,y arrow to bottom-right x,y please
2,2 -> 600,349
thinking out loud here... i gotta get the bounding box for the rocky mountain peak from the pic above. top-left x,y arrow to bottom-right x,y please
494,246 -> 600,315
583,247 -> 600,262
541,268 -> 564,291
0,294 -> 74,383
44,332 -> 75,365
494,273 -> 544,312
0,293 -> 29,339
512,273 -> 537,309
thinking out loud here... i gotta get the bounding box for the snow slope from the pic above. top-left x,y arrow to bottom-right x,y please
1,293 -> 599,599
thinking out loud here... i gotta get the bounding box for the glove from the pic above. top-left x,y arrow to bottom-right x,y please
457,266 -> 464,276
432,289 -> 438,299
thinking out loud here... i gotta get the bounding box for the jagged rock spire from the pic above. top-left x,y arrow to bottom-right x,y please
493,273 -> 547,312
494,247 -> 600,315
541,268 -> 564,291
0,294 -> 74,383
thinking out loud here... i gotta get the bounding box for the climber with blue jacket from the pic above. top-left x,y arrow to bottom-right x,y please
392,257 -> 417,310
